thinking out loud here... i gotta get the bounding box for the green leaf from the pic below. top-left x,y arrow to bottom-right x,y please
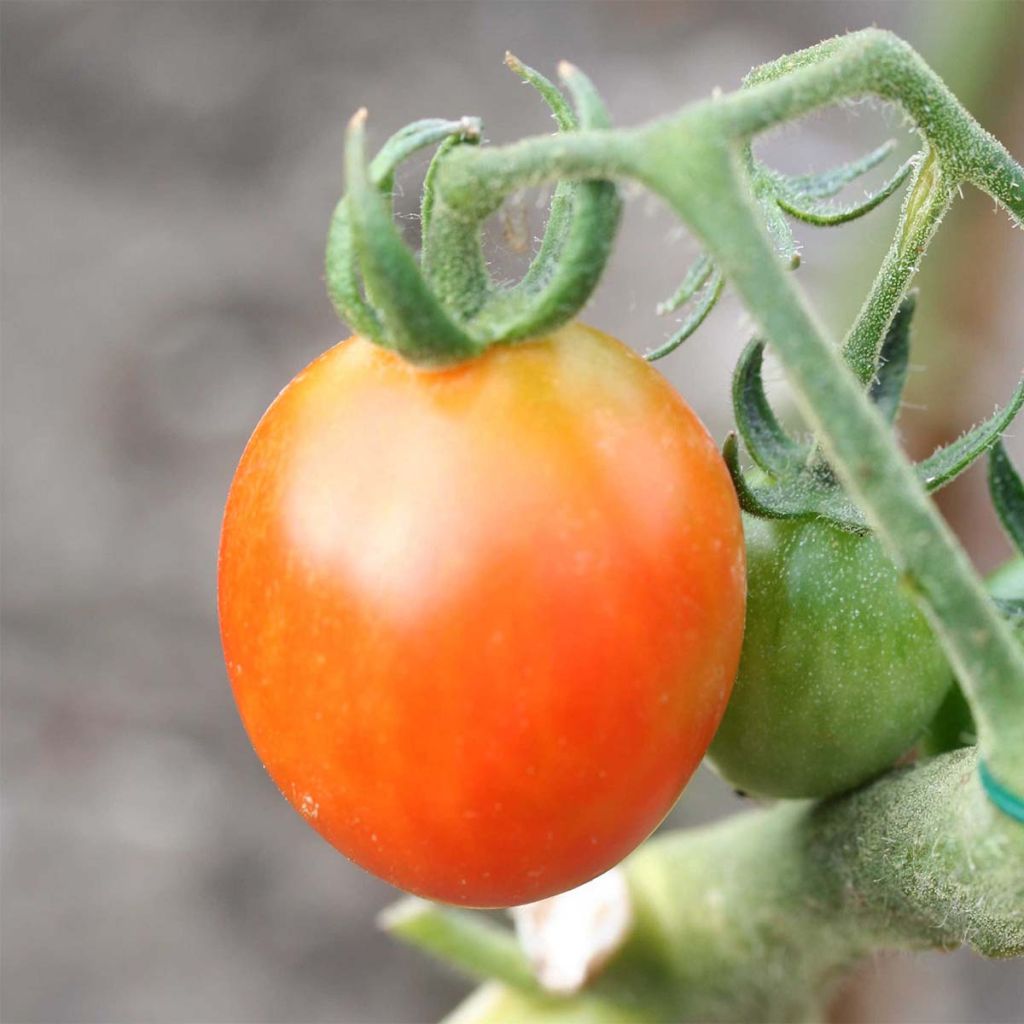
989,440 -> 1024,555
867,295 -> 915,423
645,267 -> 723,361
776,158 -> 914,226
917,378 -> 1024,493
732,340 -> 808,475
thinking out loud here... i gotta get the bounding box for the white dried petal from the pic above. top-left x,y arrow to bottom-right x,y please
510,867 -> 632,995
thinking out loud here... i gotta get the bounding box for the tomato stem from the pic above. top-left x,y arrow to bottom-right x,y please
392,748 -> 1023,1022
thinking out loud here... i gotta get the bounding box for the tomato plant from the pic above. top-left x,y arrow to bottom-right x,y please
218,323 -> 745,907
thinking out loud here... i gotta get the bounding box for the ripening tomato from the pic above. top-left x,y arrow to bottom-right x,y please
218,322 -> 745,907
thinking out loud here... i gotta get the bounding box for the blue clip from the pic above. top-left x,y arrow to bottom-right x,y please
979,760 -> 1024,823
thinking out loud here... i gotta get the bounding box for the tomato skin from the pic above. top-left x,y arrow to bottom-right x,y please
708,516 -> 952,799
218,323 -> 745,908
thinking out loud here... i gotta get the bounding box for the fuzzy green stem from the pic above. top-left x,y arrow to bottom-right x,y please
381,899 -> 539,992
393,749 -> 1022,1024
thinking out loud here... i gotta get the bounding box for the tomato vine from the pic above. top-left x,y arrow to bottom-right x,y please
284,26 -> 1024,1022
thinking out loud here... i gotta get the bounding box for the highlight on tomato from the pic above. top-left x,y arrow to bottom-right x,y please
218,323 -> 746,907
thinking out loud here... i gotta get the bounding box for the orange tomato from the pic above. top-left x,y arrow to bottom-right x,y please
218,322 -> 745,907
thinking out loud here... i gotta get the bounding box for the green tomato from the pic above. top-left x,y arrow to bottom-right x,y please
708,516 -> 952,799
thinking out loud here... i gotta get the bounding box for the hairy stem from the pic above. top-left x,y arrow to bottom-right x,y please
394,749 -> 1022,1024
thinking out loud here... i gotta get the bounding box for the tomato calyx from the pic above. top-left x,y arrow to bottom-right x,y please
725,295 -> 1024,535
986,441 -> 1024,624
325,57 -> 621,367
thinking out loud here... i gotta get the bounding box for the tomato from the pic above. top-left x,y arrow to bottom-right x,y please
708,516 -> 951,799
218,322 -> 746,907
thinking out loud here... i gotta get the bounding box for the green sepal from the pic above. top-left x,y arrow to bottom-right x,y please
372,118 -> 480,200
993,595 -> 1024,624
723,433 -> 866,534
327,116 -> 480,346
776,158 -> 914,226
657,253 -> 713,316
344,111 -> 481,365
421,132 -> 480,245
462,60 -> 622,344
491,54 -> 578,302
867,295 -> 914,423
916,377 -> 1024,492
325,201 -> 386,342
989,440 -> 1024,555
761,192 -> 798,268
732,340 -> 808,475
645,267 -> 724,362
776,139 -> 898,200
743,145 -> 801,267
504,52 -> 575,131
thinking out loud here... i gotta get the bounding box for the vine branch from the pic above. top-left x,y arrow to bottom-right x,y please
391,748 -> 1023,1023
428,26 -> 1024,797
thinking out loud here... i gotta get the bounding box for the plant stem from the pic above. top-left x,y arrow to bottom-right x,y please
393,748 -> 1023,1024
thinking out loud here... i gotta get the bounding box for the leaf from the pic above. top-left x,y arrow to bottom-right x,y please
732,340 -> 808,475
917,378 -> 1024,492
868,295 -> 915,423
645,267 -> 724,361
723,434 -> 867,534
989,440 -> 1024,555
776,158 -> 914,226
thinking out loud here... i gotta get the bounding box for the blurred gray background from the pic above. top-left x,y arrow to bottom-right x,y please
3,2 -> 1023,1022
